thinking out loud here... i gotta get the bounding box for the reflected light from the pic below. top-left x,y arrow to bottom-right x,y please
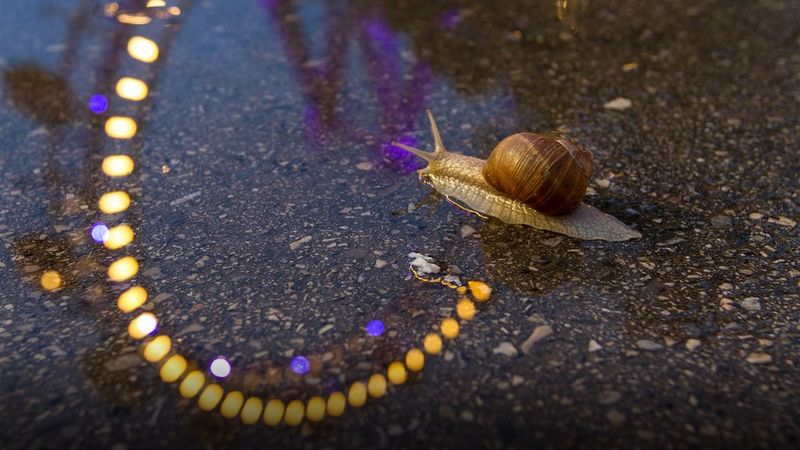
40,270 -> 62,291
306,396 -> 325,422
284,400 -> 304,426
198,384 -> 224,411
160,354 -> 187,382
456,298 -> 476,320
104,224 -> 135,250
441,318 -> 459,339
98,191 -> 131,213
143,335 -> 171,362
168,6 -> 181,15
88,94 -> 108,114
90,223 -> 110,243
102,155 -> 135,177
290,356 -> 310,375
365,319 -> 384,337
210,357 -> 231,378
347,382 -> 367,407
405,348 -> 425,372
108,256 -> 139,281
117,286 -> 147,312
220,391 -> 244,418
241,397 -> 264,424
367,373 -> 386,398
128,312 -> 157,339
115,77 -> 148,101
387,361 -> 407,385
263,399 -> 285,426
127,36 -> 159,63
105,116 -> 137,139
179,370 -> 205,398
326,392 -> 346,417
146,0 -> 166,6
117,14 -> 152,25
423,333 -> 442,354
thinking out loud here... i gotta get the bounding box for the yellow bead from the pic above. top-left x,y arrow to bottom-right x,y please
105,116 -> 137,139
468,280 -> 492,302
117,286 -> 147,312
115,77 -> 148,101
98,191 -> 131,214
441,318 -> 460,339
40,270 -> 62,291
423,333 -> 443,355
306,396 -> 326,422
405,348 -> 425,372
387,361 -> 407,385
456,298 -> 476,320
457,286 -> 467,294
104,224 -> 135,250
179,370 -> 205,398
220,391 -> 244,418
128,312 -> 157,339
102,155 -> 135,177
159,354 -> 187,383
241,397 -> 264,424
108,256 -> 139,282
368,373 -> 387,398
198,384 -> 223,411
143,335 -> 171,362
326,392 -> 346,417
263,399 -> 285,426
347,382 -> 367,407
284,400 -> 304,426
127,36 -> 159,63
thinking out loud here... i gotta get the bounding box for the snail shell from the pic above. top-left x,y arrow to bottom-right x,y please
392,111 -> 641,242
482,133 -> 593,215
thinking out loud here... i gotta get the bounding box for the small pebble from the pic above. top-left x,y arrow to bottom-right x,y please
603,97 -> 632,110
740,297 -> 761,311
685,339 -> 701,351
521,325 -> 553,354
748,212 -> 764,220
768,216 -> 796,227
745,352 -> 772,364
588,339 -> 602,352
289,235 -> 312,250
460,225 -> 476,238
606,409 -> 627,426
636,339 -> 663,351
492,342 -> 518,358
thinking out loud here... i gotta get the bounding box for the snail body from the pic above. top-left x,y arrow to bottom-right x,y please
393,111 -> 641,241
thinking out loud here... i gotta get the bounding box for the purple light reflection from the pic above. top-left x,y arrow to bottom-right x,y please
90,223 -> 109,243
366,319 -> 385,337
88,94 -> 108,114
383,136 -> 426,174
439,9 -> 463,30
290,355 -> 310,375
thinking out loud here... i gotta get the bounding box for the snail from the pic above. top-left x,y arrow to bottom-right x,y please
393,111 -> 642,241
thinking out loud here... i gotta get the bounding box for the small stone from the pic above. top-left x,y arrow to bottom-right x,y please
748,212 -> 764,220
685,339 -> 701,351
768,216 -> 796,227
290,235 -> 312,250
355,162 -> 374,171
521,325 -> 553,355
511,375 -> 525,386
710,214 -> 732,228
603,97 -> 632,110
636,339 -> 663,351
460,411 -> 474,421
540,236 -> 563,247
758,339 -> 773,347
598,390 -> 621,405
493,342 -> 518,358
595,178 -> 611,188
375,259 -> 388,269
606,409 -> 627,426
460,225 -> 476,238
745,352 -> 772,364
588,339 -> 602,352
719,282 -> 733,291
740,297 -> 761,311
